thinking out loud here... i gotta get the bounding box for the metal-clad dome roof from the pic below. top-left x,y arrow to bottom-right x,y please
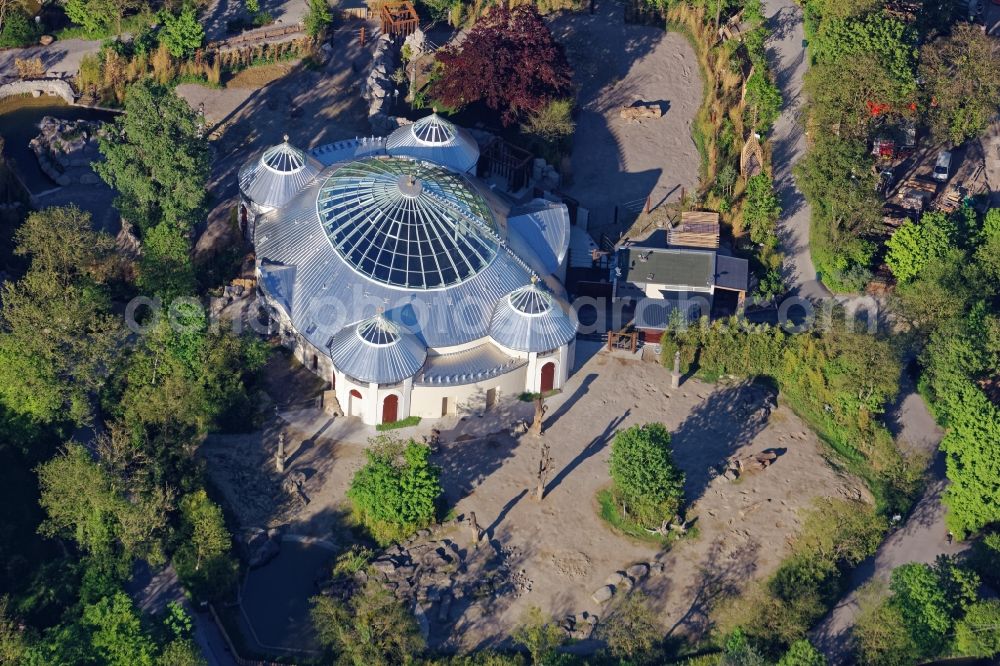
239,138 -> 323,209
385,113 -> 480,173
317,157 -> 501,290
329,314 -> 427,384
489,280 -> 578,353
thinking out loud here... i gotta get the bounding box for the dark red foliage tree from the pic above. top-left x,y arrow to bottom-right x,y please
430,4 -> 573,126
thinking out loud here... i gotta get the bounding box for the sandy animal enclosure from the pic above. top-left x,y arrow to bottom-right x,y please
204,343 -> 867,649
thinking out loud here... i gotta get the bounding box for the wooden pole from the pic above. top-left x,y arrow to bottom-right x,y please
359,26 -> 366,46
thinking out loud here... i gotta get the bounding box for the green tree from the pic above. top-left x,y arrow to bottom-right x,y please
0,596 -> 26,665
889,557 -> 979,657
303,0 -> 332,38
347,436 -> 441,543
744,173 -> 781,247
36,443 -> 173,564
137,222 -> 196,298
0,207 -> 121,425
778,639 -> 826,665
811,12 -> 916,92
512,606 -> 565,666
598,592 -> 660,661
954,600 -> 1000,658
159,6 -> 204,58
157,639 -> 207,666
310,580 -> 424,665
81,592 -> 156,666
173,490 -> 236,600
920,23 -> 1000,144
96,80 -> 210,235
885,211 -> 957,283
853,583 -> 920,666
608,423 -> 685,526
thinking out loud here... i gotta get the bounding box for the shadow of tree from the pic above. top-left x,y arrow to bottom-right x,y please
672,380 -> 776,504
544,409 -> 630,497
431,394 -> 528,506
663,536 -> 761,637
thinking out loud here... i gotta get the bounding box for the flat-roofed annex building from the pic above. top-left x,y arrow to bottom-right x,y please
238,114 -> 576,425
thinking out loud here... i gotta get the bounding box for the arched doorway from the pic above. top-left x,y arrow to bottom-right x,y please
240,204 -> 248,233
349,389 -> 362,417
539,361 -> 556,393
382,394 -> 398,424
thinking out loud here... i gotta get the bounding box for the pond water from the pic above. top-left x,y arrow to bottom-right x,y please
0,95 -> 118,195
239,538 -> 334,654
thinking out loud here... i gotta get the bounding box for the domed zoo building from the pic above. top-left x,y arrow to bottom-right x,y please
238,114 -> 577,426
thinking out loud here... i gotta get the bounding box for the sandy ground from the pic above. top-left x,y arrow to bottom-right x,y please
203,342 -> 868,649
549,2 -> 701,236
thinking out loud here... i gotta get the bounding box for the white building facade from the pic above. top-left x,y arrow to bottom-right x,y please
239,115 -> 576,425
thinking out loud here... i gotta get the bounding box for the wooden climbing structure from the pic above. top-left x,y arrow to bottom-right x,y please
380,0 -> 419,37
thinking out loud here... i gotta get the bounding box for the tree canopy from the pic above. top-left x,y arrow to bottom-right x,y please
919,24 -> 1000,144
347,436 -> 442,544
159,6 -> 204,59
885,211 -> 957,284
609,423 -> 685,526
96,79 -> 209,235
0,207 -> 121,425
431,5 -> 573,126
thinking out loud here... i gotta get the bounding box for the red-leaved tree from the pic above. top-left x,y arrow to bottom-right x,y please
430,4 -> 573,126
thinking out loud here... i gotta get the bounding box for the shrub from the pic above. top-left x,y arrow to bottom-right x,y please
512,607 -> 565,666
347,436 -> 442,544
743,173 -> 781,247
303,0 -> 331,37
311,580 -> 424,664
159,6 -> 205,59
0,9 -> 39,48
608,423 -> 685,527
376,415 -> 421,431
744,69 -> 782,131
522,98 -> 575,145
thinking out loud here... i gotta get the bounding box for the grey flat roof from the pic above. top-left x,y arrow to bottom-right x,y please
617,247 -> 715,290
715,254 -> 749,292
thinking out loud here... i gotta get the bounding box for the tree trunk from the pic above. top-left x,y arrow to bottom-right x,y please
529,395 -> 546,436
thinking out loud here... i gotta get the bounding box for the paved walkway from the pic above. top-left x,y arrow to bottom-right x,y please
809,382 -> 967,664
0,39 -> 100,82
763,0 -> 830,301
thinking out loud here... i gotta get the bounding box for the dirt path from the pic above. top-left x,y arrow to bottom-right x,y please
763,0 -> 829,301
204,345 -> 868,651
549,2 -> 701,235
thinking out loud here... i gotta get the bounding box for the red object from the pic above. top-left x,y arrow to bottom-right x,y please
865,100 -> 891,117
382,394 -> 398,424
540,362 -> 555,393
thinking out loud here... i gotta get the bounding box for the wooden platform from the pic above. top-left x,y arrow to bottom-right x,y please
668,211 -> 720,249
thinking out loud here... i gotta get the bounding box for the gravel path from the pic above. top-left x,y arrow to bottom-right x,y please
763,0 -> 829,301
0,39 -> 101,81
809,380 -> 967,663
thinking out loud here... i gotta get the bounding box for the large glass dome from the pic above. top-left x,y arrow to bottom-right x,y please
317,157 -> 500,290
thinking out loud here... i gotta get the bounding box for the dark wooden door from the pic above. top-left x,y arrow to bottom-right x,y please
382,394 -> 398,424
540,362 -> 555,393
